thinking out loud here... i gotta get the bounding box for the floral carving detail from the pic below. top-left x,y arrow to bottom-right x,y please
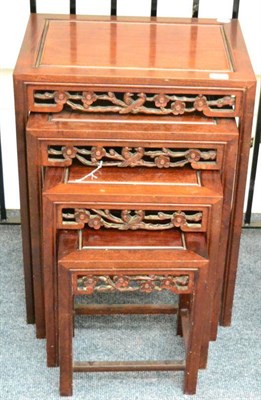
176,275 -> 190,287
160,275 -> 190,292
82,91 -> 97,108
48,145 -> 217,169
91,146 -> 106,162
171,100 -> 186,115
62,146 -> 77,159
161,277 -> 175,290
88,216 -> 103,230
77,274 -> 192,294
78,276 -> 98,294
54,91 -> 69,105
62,209 -> 203,231
194,95 -> 208,111
113,276 -> 130,289
171,212 -> 187,228
185,149 -> 201,163
75,209 -> 90,224
216,95 -> 235,108
155,155 -> 170,168
154,94 -> 169,108
35,91 -> 236,117
140,281 -> 156,293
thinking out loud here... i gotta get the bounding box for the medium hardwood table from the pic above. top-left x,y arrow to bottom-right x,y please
14,14 -> 256,336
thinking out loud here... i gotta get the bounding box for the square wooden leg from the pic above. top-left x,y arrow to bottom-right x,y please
59,267 -> 73,396
184,267 -> 207,394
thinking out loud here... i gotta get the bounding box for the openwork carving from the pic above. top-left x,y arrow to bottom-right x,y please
62,209 -> 203,231
34,90 -> 236,116
48,145 -> 217,168
76,274 -> 192,294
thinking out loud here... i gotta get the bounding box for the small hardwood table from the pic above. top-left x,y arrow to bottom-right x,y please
14,14 -> 256,335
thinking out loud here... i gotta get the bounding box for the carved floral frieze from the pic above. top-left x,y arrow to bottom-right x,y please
48,145 -> 217,168
62,209 -> 203,231
76,274 -> 192,294
34,90 -> 236,116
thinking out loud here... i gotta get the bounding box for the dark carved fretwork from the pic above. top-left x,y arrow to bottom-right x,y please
48,145 -> 217,169
34,90 -> 236,116
76,274 -> 192,294
62,209 -> 203,231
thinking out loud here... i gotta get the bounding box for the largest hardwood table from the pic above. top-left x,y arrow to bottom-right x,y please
13,14 -> 256,337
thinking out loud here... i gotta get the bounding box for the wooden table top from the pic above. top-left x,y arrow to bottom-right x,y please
14,14 -> 255,87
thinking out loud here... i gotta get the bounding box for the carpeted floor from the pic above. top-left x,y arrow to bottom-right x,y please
0,225 -> 260,399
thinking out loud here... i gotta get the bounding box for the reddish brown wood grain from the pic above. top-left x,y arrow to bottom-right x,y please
42,165 -> 222,367
26,113 -> 238,342
14,15 -> 255,342
58,231 -> 209,395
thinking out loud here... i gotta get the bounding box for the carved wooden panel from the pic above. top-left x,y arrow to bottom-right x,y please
46,144 -> 219,170
59,208 -> 205,232
74,273 -> 194,295
27,86 -> 242,117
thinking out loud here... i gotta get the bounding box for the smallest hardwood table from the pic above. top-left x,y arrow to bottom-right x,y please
14,14 -> 256,332
58,229 -> 209,396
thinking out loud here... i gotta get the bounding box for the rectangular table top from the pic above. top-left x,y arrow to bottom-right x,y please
14,14 -> 255,87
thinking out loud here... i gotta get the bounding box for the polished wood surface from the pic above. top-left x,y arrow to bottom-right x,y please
58,231 -> 208,270
14,14 -> 255,338
15,15 -> 255,85
39,20 -> 231,72
58,229 -> 208,395
44,165 -> 222,204
42,164 -> 222,367
26,113 -> 237,341
74,303 -> 178,316
12,14 -> 256,396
